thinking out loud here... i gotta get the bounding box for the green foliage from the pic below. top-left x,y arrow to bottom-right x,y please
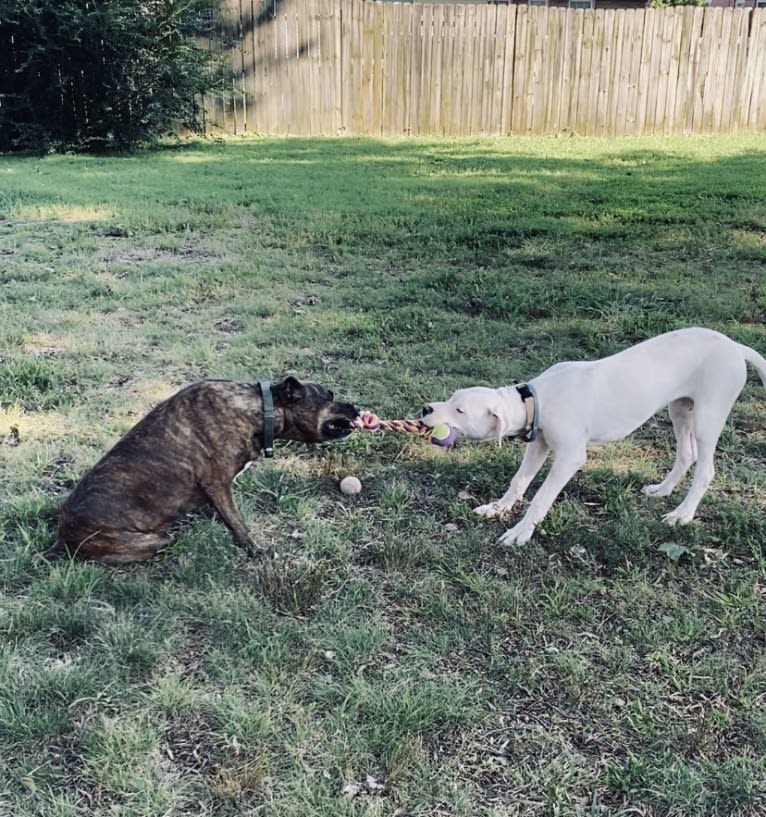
0,0 -> 220,152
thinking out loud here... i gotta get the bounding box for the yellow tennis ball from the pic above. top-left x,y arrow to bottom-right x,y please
430,422 -> 457,447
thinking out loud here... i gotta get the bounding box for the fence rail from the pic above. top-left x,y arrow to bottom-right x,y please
205,1 -> 766,137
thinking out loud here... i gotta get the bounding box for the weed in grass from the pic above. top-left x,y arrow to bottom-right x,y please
603,752 -> 653,800
94,611 -> 172,682
0,645 -> 99,744
364,532 -> 429,574
0,359 -> 77,411
239,465 -> 314,517
252,557 -> 327,618
711,754 -> 766,814
34,560 -> 103,604
212,752 -> 269,801
4,596 -> 100,652
77,714 -> 185,812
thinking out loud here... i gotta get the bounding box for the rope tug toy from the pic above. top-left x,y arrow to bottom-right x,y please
352,411 -> 457,447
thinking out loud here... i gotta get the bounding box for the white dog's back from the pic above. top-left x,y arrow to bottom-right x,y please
531,328 -> 766,445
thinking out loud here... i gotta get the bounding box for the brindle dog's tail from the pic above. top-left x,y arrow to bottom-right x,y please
43,539 -> 68,560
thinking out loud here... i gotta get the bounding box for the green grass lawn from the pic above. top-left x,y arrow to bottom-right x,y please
1,134 -> 766,816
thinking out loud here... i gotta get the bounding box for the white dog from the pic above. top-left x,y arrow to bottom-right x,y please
421,327 -> 766,545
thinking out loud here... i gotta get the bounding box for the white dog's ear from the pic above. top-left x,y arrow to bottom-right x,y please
488,406 -> 509,445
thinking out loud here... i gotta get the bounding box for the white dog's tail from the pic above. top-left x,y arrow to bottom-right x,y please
740,343 -> 766,388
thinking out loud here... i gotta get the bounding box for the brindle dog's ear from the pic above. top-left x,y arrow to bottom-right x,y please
276,376 -> 305,403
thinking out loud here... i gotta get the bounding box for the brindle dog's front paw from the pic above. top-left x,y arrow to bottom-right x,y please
242,542 -> 278,560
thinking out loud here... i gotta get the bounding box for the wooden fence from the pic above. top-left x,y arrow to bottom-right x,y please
204,0 -> 766,137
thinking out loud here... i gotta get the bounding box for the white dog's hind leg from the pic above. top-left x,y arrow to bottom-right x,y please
663,443 -> 715,526
498,447 -> 587,545
663,360 -> 746,526
662,402 -> 734,526
475,437 -> 549,518
643,398 -> 697,498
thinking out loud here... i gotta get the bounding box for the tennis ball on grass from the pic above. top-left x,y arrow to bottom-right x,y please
339,475 -> 362,495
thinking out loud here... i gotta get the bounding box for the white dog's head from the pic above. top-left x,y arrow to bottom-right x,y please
421,387 -> 516,443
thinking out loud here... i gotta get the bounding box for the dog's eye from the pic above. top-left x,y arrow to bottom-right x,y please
455,407 -> 464,414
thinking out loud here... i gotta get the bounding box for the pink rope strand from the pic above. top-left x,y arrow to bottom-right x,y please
352,411 -> 431,438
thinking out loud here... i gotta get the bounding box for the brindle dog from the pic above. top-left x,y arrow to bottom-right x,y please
47,376 -> 358,564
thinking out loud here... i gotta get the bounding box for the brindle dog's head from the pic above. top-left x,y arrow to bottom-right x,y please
273,376 -> 358,443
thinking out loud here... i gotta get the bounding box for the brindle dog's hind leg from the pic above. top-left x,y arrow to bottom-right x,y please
46,530 -> 173,564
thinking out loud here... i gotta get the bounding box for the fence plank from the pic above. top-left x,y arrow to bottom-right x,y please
560,8 -> 582,134
528,4 -> 549,135
426,5 -> 442,135
462,7 -> 476,135
510,6 -> 528,134
323,0 -> 341,133
249,0 -> 270,133
382,4 -> 399,135
478,4 -> 495,135
413,4 -> 425,136
577,10 -> 597,136
546,8 -> 564,134
346,0 -> 362,134
742,10 -> 766,130
502,6 -> 517,135
672,7 -> 698,134
722,9 -> 751,133
488,5 -> 506,135
282,2 -> 300,133
607,7 -> 628,136
222,0 -> 244,133
598,9 -> 613,136
394,3 -> 410,135
440,5 -> 457,136
306,0 -> 322,133
695,9 -> 722,132
367,0 -> 383,135
534,6 -> 549,135
653,7 -> 674,135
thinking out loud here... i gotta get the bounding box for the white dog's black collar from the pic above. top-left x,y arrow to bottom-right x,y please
515,383 -> 539,443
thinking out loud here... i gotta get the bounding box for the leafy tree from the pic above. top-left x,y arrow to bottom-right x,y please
0,0 -> 221,152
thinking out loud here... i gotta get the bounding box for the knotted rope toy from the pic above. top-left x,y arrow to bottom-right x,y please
352,411 -> 457,447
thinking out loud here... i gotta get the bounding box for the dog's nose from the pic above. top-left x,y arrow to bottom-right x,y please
422,405 -> 434,417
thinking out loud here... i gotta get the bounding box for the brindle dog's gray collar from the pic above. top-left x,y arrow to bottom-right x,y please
258,380 -> 275,458
515,383 -> 539,443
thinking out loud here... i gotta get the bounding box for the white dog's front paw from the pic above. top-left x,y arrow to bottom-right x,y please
498,522 -> 535,546
474,501 -> 508,518
662,508 -> 694,527
643,482 -> 673,498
